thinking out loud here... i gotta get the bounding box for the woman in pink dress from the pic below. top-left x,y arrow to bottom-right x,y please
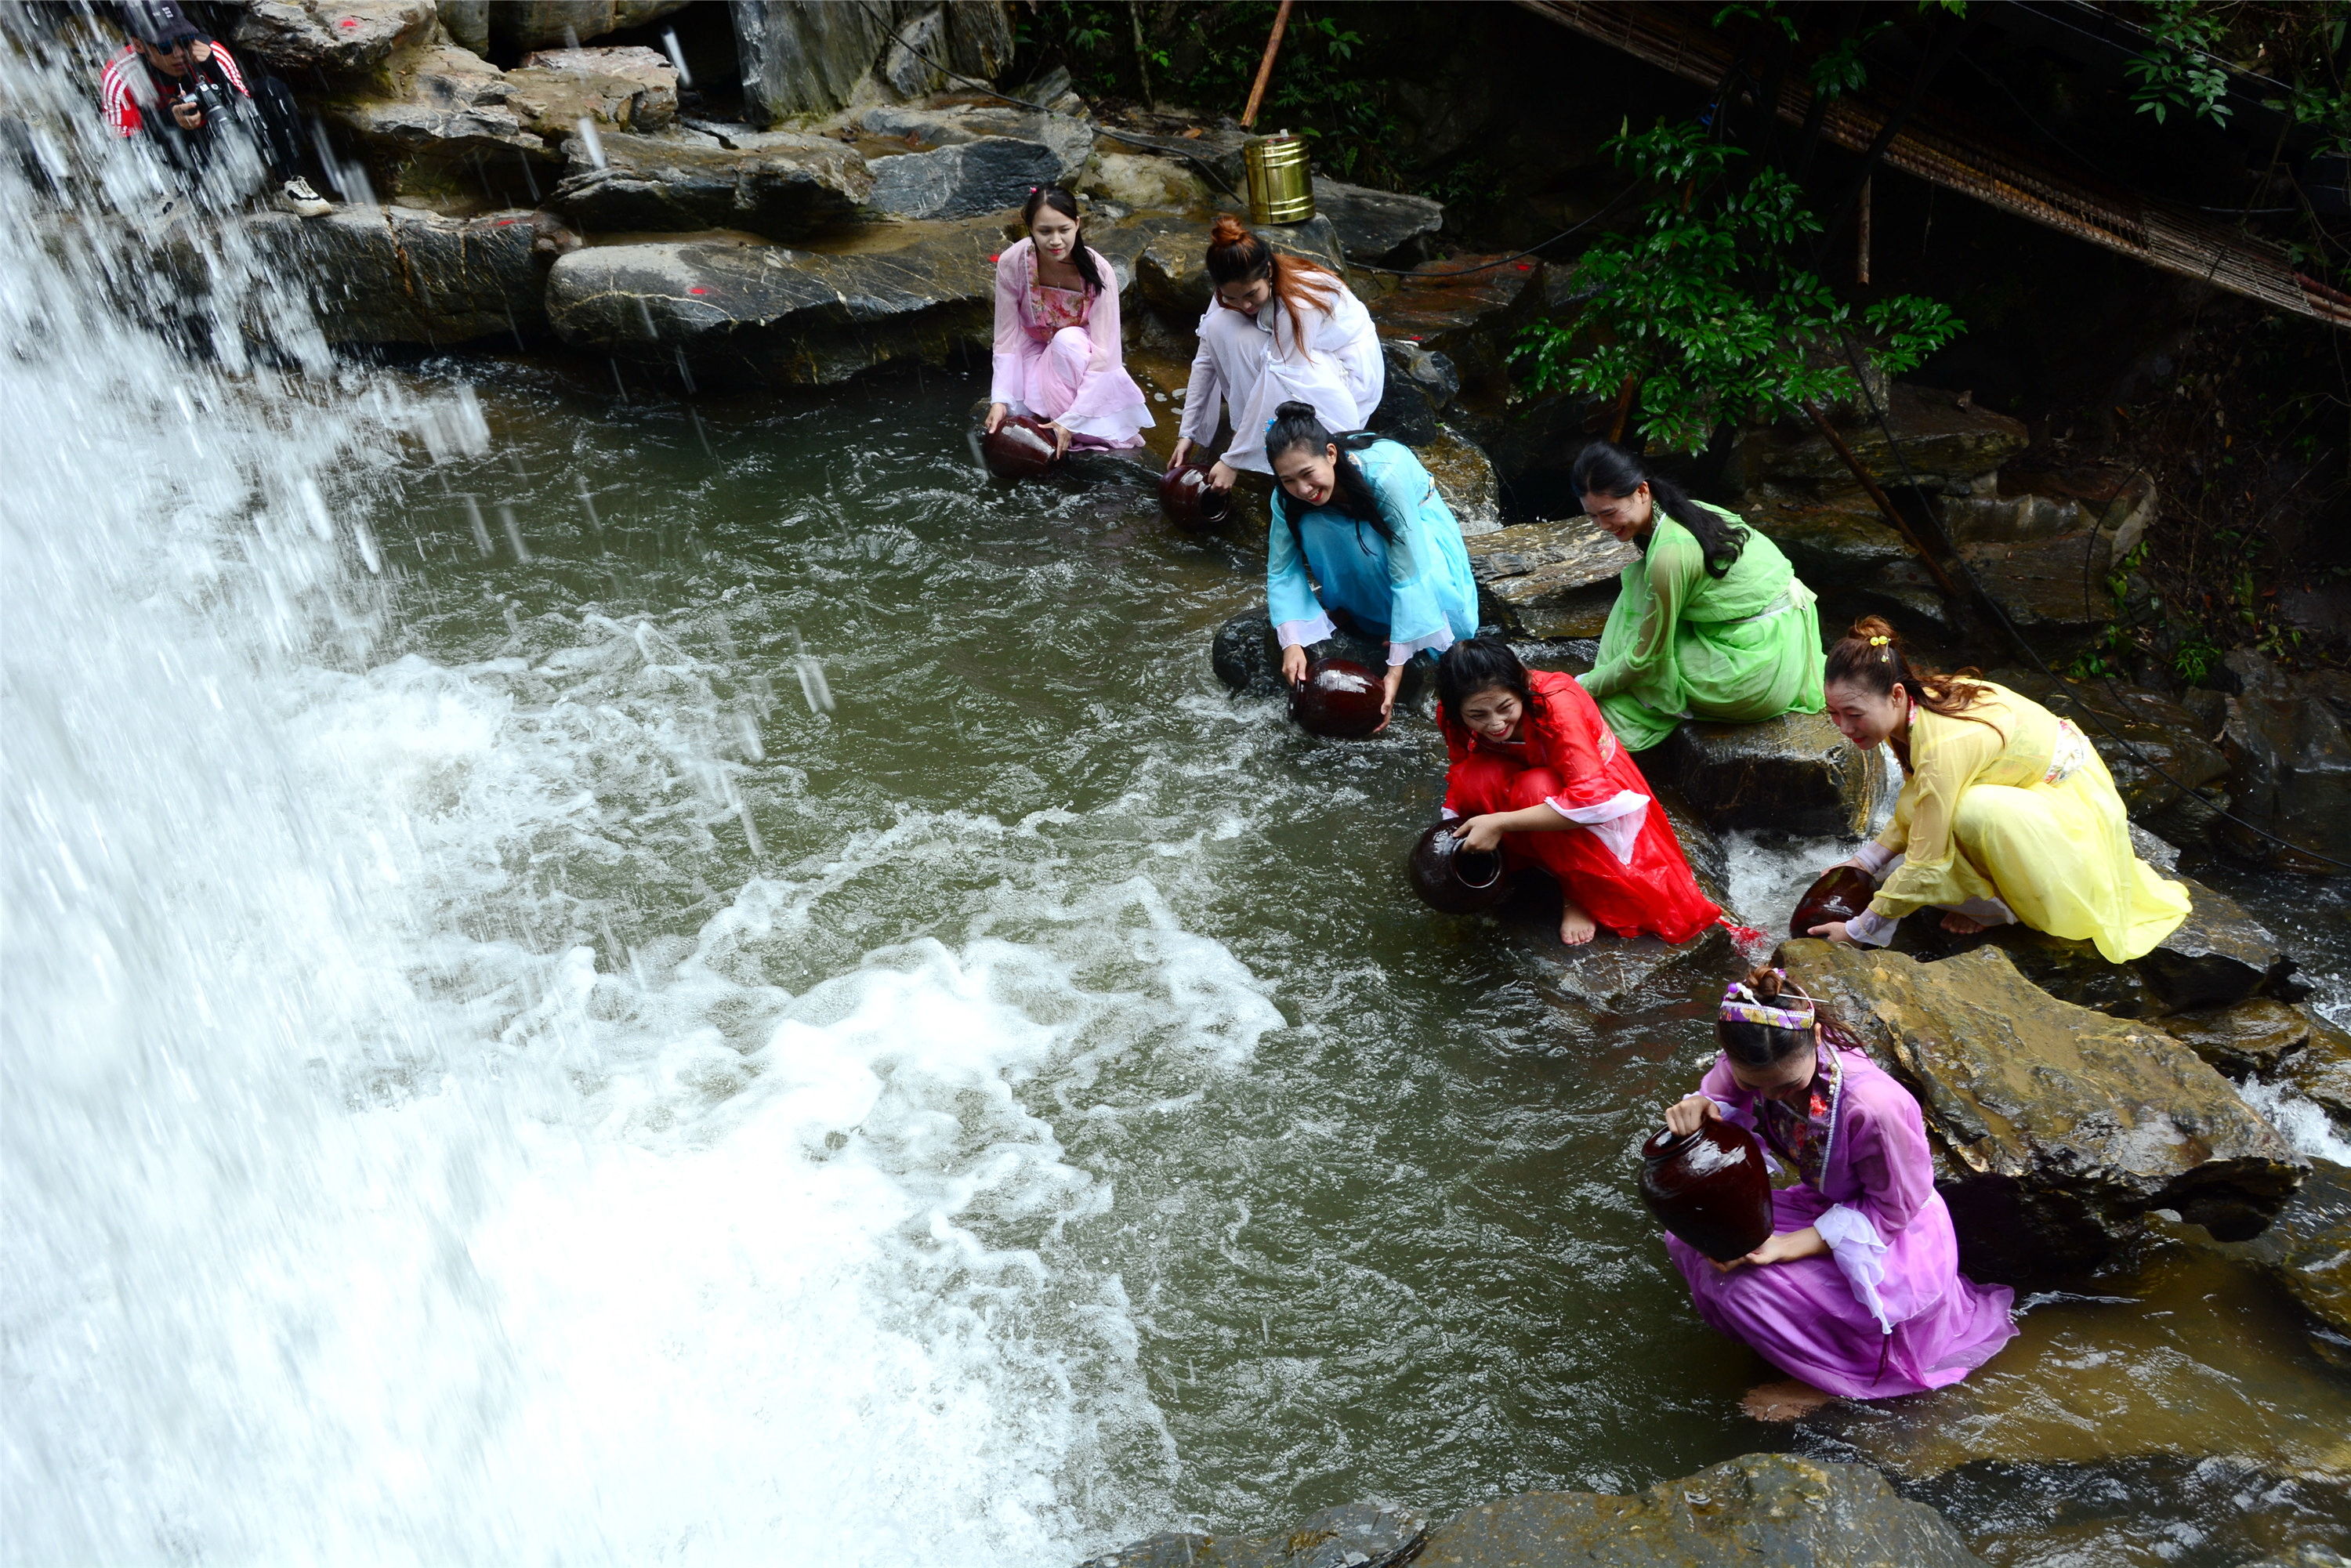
1660,966 -> 2018,1418
984,186 -> 1153,455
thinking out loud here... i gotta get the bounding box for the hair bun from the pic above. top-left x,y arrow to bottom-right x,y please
1209,213 -> 1252,247
1846,614 -> 1899,646
1273,399 -> 1317,421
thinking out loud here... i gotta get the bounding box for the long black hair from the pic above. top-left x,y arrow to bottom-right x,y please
1022,185 -> 1107,296
1570,441 -> 1747,578
1266,400 -> 1394,556
1435,636 -> 1536,733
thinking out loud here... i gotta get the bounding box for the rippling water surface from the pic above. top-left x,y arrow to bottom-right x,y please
5,29 -> 2348,1565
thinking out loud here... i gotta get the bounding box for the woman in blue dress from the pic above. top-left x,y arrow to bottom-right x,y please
1263,400 -> 1481,732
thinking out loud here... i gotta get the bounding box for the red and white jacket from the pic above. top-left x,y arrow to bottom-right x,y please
100,41 -> 249,138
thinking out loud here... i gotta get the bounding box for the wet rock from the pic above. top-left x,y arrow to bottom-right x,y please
1208,611 -> 1419,707
507,45 -> 679,138
1313,176 -> 1444,265
1893,867 -> 2302,1018
1075,1498 -> 1425,1568
1662,711 -> 1892,838
1075,151 -> 1213,218
1782,940 -> 2306,1275
1730,384 -> 2029,497
855,101 -> 1093,186
1738,486 -> 1955,638
237,205 -> 560,346
2286,1010 -> 2351,1124
1367,339 -> 1460,447
1364,253 -> 1540,384
2239,1162 -> 2351,1342
544,219 -> 998,385
2158,999 -> 2319,1080
1463,515 -> 1636,640
1955,531 -> 2122,633
733,0 -> 1012,124
1417,425 -> 1501,537
1415,1454 -> 1985,1568
1980,667 -> 2230,849
434,0 -> 487,54
232,0 -> 434,81
868,136 -> 1065,219
548,129 -> 870,240
2219,667 -> 2351,871
322,43 -> 558,208
485,0 -> 690,53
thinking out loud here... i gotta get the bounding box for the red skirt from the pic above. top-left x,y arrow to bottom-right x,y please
1446,751 -> 1722,943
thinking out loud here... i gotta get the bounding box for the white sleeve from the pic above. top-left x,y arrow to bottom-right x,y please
1843,908 -> 1899,946
1814,1204 -> 1893,1334
1841,841 -> 1897,878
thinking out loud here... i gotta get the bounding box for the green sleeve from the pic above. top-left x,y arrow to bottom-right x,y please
1582,523 -> 1699,710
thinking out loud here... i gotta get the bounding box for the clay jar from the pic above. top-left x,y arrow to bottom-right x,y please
1638,1117 -> 1774,1263
1407,822 -> 1507,914
1289,657 -> 1386,739
1790,865 -> 1877,939
1157,462 -> 1233,529
981,415 -> 1061,480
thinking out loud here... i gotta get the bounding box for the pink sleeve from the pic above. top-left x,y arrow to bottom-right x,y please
1698,1054 -> 1758,1131
1085,248 -> 1122,373
988,248 -> 1031,406
1841,1069 -> 1936,1237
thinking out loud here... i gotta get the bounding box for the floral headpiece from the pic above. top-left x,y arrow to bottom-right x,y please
1719,970 -> 1816,1030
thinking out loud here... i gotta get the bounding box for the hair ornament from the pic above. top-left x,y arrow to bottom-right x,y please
1719,971 -> 1817,1031
1867,635 -> 1891,646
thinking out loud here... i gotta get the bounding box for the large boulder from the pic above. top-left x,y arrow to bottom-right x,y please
321,43 -> 558,209
489,0 -> 690,52
1893,867 -> 2303,1019
544,222 -> 998,385
2219,663 -> 2351,871
1074,1499 -> 1424,1568
1463,515 -> 1635,640
868,136 -> 1065,220
1364,253 -> 1541,387
235,205 -> 563,346
2286,1010 -> 2351,1124
1418,425 -> 1502,536
2241,1161 -> 2351,1342
1738,486 -> 1955,638
2157,998 -> 2324,1080
1414,1454 -> 1985,1568
1367,338 -> 1463,447
506,45 -> 679,138
232,0 -> 435,81
1313,176 -> 1444,266
1128,213 -> 1346,327
1075,151 -> 1213,219
548,129 -> 870,239
854,101 -> 1093,185
1730,384 -> 2029,498
1783,940 -> 2307,1276
732,0 -> 1012,124
1662,712 -> 1892,838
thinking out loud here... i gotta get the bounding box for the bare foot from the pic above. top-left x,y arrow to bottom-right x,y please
1940,911 -> 1988,935
1558,900 -> 1598,947
1740,1379 -> 1836,1422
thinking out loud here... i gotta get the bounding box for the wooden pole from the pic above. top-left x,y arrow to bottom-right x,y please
1608,372 -> 1638,444
1129,1 -> 1154,112
1802,400 -> 1967,603
1240,0 -> 1294,129
1856,174 -> 1872,285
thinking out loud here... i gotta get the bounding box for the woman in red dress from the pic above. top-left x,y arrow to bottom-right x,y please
1438,638 -> 1722,946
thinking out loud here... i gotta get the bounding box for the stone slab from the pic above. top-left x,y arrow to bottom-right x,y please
1663,711 -> 1891,839
549,129 -> 871,240
1464,516 -> 1636,639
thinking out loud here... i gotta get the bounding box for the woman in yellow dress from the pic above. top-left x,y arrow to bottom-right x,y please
1805,617 -> 2190,961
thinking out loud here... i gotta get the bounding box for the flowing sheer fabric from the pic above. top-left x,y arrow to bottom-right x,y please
1266,440 -> 1480,667
1437,671 -> 1722,942
1667,1048 -> 2017,1400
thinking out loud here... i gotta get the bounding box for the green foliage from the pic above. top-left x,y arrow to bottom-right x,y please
2127,0 -> 2237,125
1507,121 -> 1962,454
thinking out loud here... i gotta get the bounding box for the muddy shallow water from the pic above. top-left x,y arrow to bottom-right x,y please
350,357 -> 2349,1563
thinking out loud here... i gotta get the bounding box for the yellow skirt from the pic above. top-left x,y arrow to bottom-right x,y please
1933,745 -> 2192,962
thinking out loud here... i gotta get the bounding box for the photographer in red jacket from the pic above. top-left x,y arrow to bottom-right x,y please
99,0 -> 332,216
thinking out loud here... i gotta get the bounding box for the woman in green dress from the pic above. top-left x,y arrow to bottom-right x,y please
1571,443 -> 1826,753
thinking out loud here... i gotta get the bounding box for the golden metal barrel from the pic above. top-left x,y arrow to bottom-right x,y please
1244,133 -> 1315,226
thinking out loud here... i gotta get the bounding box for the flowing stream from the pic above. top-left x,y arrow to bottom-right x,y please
5,31 -> 2348,1568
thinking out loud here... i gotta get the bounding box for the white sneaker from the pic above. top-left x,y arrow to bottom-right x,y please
276,177 -> 331,218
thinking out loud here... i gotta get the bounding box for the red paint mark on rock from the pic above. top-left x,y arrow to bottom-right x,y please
339,16 -> 359,25
688,287 -> 709,295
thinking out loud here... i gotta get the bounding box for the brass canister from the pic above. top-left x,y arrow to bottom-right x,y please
1244,133 -> 1315,226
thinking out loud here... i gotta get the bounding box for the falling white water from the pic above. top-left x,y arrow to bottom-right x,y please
0,28 -> 1233,1566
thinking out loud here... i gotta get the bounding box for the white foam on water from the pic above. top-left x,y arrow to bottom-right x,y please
0,34 -> 1256,1565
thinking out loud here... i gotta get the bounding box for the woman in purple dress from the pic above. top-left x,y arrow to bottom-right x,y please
1660,965 -> 2017,1418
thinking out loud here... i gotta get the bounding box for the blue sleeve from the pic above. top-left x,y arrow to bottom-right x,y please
1266,503 -> 1333,645
1364,443 -> 1461,654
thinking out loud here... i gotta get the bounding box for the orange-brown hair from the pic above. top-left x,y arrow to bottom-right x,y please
1822,615 -> 2000,743
1206,213 -> 1343,346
